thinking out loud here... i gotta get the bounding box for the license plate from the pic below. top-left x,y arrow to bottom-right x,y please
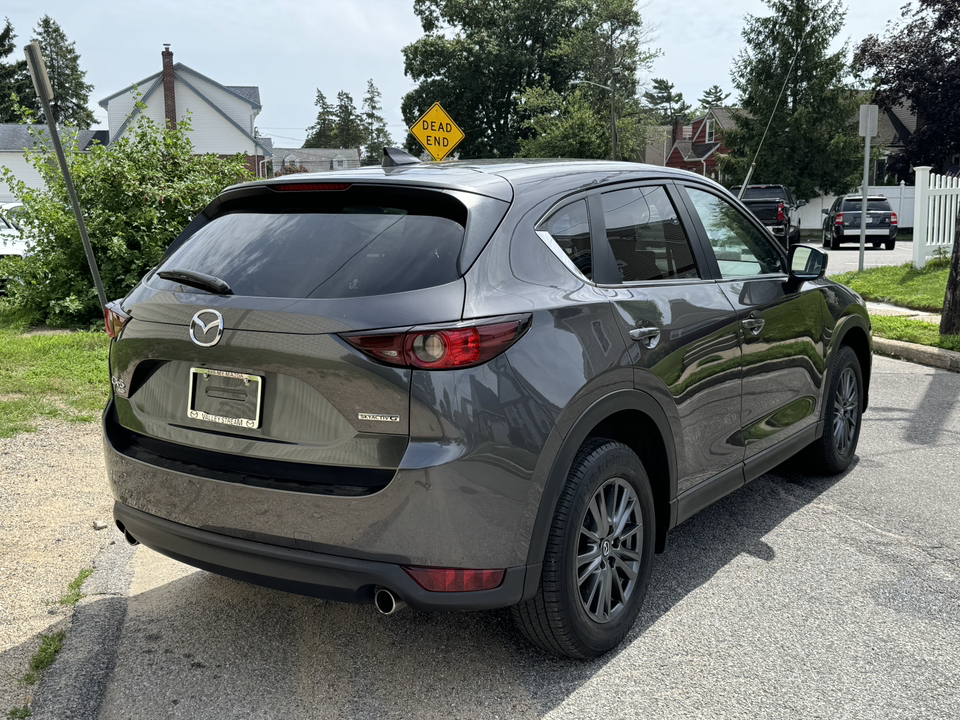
188,368 -> 263,429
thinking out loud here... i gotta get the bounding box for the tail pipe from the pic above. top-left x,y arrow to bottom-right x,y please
374,587 -> 406,616
115,519 -> 140,546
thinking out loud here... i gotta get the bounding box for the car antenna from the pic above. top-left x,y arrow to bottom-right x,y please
382,147 -> 421,167
737,27 -> 809,201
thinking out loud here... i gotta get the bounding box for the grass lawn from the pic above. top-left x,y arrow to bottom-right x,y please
0,305 -> 110,437
831,262 -> 949,312
870,316 -> 960,352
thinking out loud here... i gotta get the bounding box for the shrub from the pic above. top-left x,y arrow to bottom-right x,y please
0,102 -> 252,326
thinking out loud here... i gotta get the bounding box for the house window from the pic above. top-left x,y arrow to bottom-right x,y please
705,119 -> 715,143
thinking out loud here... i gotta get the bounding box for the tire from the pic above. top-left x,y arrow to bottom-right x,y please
821,227 -> 830,248
830,232 -> 840,250
805,346 -> 863,475
885,239 -> 896,250
872,240 -> 882,249
512,439 -> 656,659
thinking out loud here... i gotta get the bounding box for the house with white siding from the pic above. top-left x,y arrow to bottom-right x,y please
0,124 -> 108,203
98,45 -> 271,175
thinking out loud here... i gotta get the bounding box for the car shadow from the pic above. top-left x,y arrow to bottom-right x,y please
84,463 -> 848,719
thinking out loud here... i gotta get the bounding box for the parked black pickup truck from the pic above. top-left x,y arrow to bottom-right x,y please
732,184 -> 804,247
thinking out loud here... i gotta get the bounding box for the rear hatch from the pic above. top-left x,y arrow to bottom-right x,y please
107,181 -> 508,496
840,198 -> 893,228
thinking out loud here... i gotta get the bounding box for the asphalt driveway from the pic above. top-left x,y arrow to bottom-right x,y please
29,355 -> 960,719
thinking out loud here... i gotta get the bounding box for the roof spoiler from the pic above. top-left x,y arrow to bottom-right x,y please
382,147 -> 421,167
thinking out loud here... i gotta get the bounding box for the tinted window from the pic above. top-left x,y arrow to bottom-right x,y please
539,199 -> 592,280
739,187 -> 787,201
600,186 -> 698,282
685,187 -> 784,278
153,190 -> 466,299
842,199 -> 892,212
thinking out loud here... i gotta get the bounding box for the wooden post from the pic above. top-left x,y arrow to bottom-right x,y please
940,207 -> 960,336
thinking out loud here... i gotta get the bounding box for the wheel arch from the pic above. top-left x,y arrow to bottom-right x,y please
525,390 -> 678,573
832,316 -> 872,412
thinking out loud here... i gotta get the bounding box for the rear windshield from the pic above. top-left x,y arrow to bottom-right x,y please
152,187 -> 467,299
739,187 -> 787,201
842,199 -> 891,212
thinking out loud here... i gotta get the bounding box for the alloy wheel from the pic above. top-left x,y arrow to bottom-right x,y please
833,367 -> 859,455
576,478 -> 642,624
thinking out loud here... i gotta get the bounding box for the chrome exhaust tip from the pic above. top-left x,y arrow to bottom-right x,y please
374,587 -> 406,615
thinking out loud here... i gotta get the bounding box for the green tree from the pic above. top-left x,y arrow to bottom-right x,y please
361,79 -> 393,164
303,90 -> 335,148
0,102 -> 251,326
0,18 -> 35,122
853,0 -> 960,179
333,90 -> 364,150
29,15 -> 94,128
721,0 -> 862,200
401,0 -> 583,158
642,78 -> 691,124
696,84 -> 731,113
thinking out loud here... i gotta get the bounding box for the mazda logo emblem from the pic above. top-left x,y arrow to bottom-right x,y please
189,309 -> 224,347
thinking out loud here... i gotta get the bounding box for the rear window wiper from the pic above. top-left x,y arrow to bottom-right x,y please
156,269 -> 233,295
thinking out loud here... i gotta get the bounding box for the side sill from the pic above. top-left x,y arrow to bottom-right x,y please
675,465 -> 745,527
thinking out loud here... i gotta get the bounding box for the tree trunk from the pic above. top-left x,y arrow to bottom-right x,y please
940,210 -> 960,335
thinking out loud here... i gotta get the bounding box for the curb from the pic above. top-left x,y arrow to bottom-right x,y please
873,336 -> 960,373
30,540 -> 136,720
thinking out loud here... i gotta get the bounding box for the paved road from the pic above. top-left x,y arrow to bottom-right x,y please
804,234 -> 915,275
35,356 -> 960,719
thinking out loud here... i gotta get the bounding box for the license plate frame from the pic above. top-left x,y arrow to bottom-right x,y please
187,367 -> 263,429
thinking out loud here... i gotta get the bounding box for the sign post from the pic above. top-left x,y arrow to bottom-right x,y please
24,42 -> 106,310
858,104 -> 879,273
410,103 -> 465,162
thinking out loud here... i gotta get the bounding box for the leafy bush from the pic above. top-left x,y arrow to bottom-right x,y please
0,103 -> 252,326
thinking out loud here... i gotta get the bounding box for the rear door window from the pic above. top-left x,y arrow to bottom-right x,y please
599,186 -> 699,282
153,188 -> 467,299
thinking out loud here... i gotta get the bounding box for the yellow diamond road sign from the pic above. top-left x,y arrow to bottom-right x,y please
410,103 -> 465,161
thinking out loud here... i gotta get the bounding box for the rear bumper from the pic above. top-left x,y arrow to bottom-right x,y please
114,501 -> 533,611
834,227 -> 897,241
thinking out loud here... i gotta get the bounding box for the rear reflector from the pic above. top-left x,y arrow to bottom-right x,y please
104,300 -> 131,339
342,315 -> 531,370
274,183 -> 351,192
403,566 -> 506,592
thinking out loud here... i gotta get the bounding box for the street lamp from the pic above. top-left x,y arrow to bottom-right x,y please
571,68 -> 620,161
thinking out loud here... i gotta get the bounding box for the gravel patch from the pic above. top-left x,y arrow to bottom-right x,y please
0,420 -> 115,713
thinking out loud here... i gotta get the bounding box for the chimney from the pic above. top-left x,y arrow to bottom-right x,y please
671,115 -> 684,146
162,44 -> 176,130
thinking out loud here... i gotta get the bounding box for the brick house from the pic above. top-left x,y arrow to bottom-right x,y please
98,46 -> 272,176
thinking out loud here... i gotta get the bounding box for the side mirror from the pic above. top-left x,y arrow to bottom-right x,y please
786,245 -> 827,292
821,208 -> 829,215
797,200 -> 807,208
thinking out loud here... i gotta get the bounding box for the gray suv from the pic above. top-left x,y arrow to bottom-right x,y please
103,155 -> 871,658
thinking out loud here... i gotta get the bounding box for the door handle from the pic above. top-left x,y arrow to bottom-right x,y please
629,326 -> 661,348
741,314 -> 765,335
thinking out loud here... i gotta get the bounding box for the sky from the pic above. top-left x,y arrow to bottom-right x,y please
4,0 -> 908,150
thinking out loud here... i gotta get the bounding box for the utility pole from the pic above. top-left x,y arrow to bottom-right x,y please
610,67 -> 620,161
858,105 -> 879,273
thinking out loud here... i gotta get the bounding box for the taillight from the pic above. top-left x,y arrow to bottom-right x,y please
891,212 -> 898,226
835,213 -> 844,225
104,300 -> 131,339
403,566 -> 506,592
342,316 -> 531,370
777,202 -> 786,224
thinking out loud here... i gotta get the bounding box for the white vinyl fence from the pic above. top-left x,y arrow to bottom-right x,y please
913,167 -> 960,269
797,181 -> 915,234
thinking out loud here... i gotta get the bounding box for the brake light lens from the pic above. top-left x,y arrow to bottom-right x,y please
835,212 -> 844,225
104,301 -> 131,339
342,316 -> 531,370
891,212 -> 898,226
274,183 -> 351,192
403,566 -> 506,592
777,201 -> 786,224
